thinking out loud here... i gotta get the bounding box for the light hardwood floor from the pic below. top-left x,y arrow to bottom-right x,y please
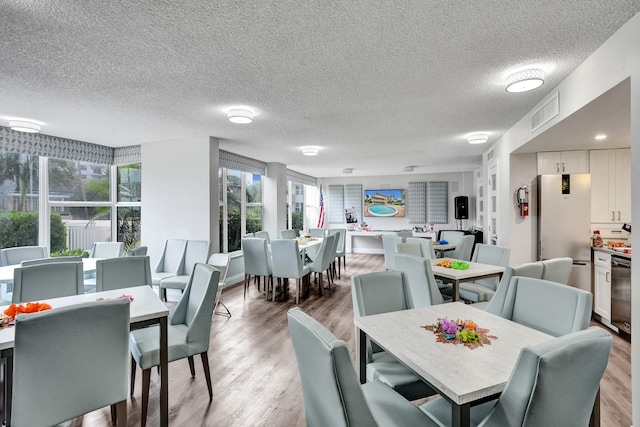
78,253 -> 630,427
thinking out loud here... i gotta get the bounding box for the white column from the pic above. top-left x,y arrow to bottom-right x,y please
263,162 -> 288,239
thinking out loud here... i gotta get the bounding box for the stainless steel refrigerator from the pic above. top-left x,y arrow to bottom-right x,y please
537,174 -> 592,290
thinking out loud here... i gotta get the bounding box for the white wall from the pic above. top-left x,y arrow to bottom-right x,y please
141,136 -> 219,268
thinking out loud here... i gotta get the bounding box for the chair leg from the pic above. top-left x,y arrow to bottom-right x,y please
188,355 -> 196,377
201,352 -> 213,400
141,368 -> 151,427
115,400 -> 127,427
337,257 -> 341,278
244,274 -> 250,299
161,287 -> 167,302
130,356 -> 137,395
215,299 -> 232,317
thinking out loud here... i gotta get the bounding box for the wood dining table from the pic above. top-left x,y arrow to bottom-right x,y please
430,258 -> 505,301
0,285 -> 170,427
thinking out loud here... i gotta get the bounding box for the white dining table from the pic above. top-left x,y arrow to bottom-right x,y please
354,302 -> 554,427
430,258 -> 505,301
0,257 -> 102,283
0,285 -> 170,427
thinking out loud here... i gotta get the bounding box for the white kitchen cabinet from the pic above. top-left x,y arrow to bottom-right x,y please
590,149 -> 631,223
537,150 -> 589,175
593,251 -> 611,320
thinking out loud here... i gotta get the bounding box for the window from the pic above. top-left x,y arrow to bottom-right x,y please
219,169 -> 263,252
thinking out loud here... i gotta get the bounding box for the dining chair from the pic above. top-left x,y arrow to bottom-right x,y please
287,307 -> 440,427
209,253 -> 231,317
279,229 -> 297,239
271,239 -> 311,303
395,242 -> 423,258
351,271 -> 436,401
159,239 -> 211,301
89,241 -> 125,258
382,235 -> 404,270
12,299 -> 130,427
254,230 -> 271,244
458,244 -> 510,302
328,228 -> 346,278
438,230 -> 465,245
126,246 -> 148,256
394,253 -> 447,307
541,257 -> 573,284
12,261 -> 84,303
498,276 -> 592,337
130,263 -> 220,427
151,239 -> 187,286
0,246 -> 47,266
405,237 -> 436,259
308,228 -> 326,238
482,261 -> 544,314
19,255 -> 83,266
96,256 -> 152,291
449,234 -> 475,261
243,232 -> 255,238
242,237 -> 272,298
305,234 -> 335,296
397,230 -> 413,238
419,327 -> 612,427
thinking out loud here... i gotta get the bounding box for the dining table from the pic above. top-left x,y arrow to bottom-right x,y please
432,243 -> 457,257
354,302 -> 555,427
430,258 -> 505,301
0,257 -> 102,283
0,285 -> 170,427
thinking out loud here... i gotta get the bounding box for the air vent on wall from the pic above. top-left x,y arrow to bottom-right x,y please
531,92 -> 559,132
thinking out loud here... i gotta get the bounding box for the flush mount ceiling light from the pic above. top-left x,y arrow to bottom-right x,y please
342,168 -> 353,174
302,147 -> 319,156
227,109 -> 254,124
9,120 -> 41,133
467,134 -> 489,144
505,69 -> 544,93
595,134 -> 607,140
402,166 -> 414,172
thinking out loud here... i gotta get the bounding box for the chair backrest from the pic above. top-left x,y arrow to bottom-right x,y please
126,246 -> 148,257
279,229 -> 297,239
309,228 -> 326,238
541,257 -> 573,284
396,242 -> 423,258
499,276 -> 592,337
242,237 -> 272,276
397,230 -> 412,237
271,239 -> 305,279
89,241 -> 125,258
154,239 -> 187,275
484,262 -> 544,315
451,235 -> 475,261
308,234 -> 336,272
394,254 -> 444,307
1,246 -> 47,266
184,240 -> 211,274
254,231 -> 271,244
405,237 -> 436,259
328,229 -> 346,255
471,244 -> 511,291
96,256 -> 152,291
438,230 -> 465,245
12,262 -> 84,303
287,307 -> 378,427
20,256 -> 83,267
208,253 -> 231,284
382,235 -> 404,270
243,232 -> 255,238
481,327 -> 612,427
12,299 -> 130,427
170,263 -> 220,355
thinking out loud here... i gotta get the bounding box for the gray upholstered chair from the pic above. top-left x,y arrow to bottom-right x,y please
438,230 -> 465,245
243,232 -> 255,238
309,228 -> 326,238
242,237 -> 272,298
130,263 -> 220,427
12,299 -> 130,427
450,234 -> 475,261
382,235 -> 404,270
419,327 -> 612,427
151,239 -> 187,286
0,245 -> 47,266
89,241 -> 125,258
458,244 -> 510,302
541,257 -> 573,284
254,230 -> 271,244
328,228 -> 346,278
209,253 -> 231,317
405,237 -> 436,259
159,239 -> 211,301
279,229 -> 297,239
306,234 -> 336,295
394,253 -> 447,307
351,271 -> 435,401
271,239 -> 311,303
96,255 -> 152,291
498,276 -> 592,337
482,261 -> 544,314
12,262 -> 84,303
395,242 -> 423,258
20,255 -> 83,266
126,245 -> 148,256
287,307 -> 439,427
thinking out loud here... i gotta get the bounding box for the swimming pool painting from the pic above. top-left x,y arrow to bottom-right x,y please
364,189 -> 405,217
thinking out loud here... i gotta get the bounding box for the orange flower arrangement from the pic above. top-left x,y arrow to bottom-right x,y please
3,302 -> 53,321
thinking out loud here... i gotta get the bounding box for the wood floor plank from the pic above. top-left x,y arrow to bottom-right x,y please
76,253 -> 630,426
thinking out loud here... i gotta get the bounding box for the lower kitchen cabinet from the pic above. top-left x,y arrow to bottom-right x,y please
593,250 -> 611,321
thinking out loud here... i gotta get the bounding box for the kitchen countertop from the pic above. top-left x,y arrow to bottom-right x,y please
592,246 -> 632,259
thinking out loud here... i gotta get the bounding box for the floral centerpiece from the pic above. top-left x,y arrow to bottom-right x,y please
436,259 -> 470,270
421,317 -> 498,349
3,302 -> 53,323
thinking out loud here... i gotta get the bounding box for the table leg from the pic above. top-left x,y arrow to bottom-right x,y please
452,279 -> 460,302
357,328 -> 367,384
451,402 -> 470,427
160,316 -> 168,427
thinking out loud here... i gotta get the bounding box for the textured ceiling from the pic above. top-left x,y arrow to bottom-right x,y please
1,1 -> 639,178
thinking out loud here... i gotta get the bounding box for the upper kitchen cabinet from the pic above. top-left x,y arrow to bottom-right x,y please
537,150 -> 590,175
590,149 -> 631,223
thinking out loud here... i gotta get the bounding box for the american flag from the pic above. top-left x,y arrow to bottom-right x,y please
317,185 -> 325,228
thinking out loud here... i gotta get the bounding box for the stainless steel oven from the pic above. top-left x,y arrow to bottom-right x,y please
610,254 -> 631,335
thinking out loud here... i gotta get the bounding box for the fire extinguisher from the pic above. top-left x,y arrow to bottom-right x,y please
517,186 -> 529,216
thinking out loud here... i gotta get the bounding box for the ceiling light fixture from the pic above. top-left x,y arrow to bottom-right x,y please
302,147 -> 319,156
467,134 -> 488,144
595,134 -> 607,140
342,168 -> 353,174
505,69 -> 544,93
402,166 -> 414,172
227,109 -> 254,124
9,120 -> 41,133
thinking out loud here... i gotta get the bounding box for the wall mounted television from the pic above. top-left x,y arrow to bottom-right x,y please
363,189 -> 406,217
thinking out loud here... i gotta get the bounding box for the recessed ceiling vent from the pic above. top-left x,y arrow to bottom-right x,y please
531,92 -> 559,132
